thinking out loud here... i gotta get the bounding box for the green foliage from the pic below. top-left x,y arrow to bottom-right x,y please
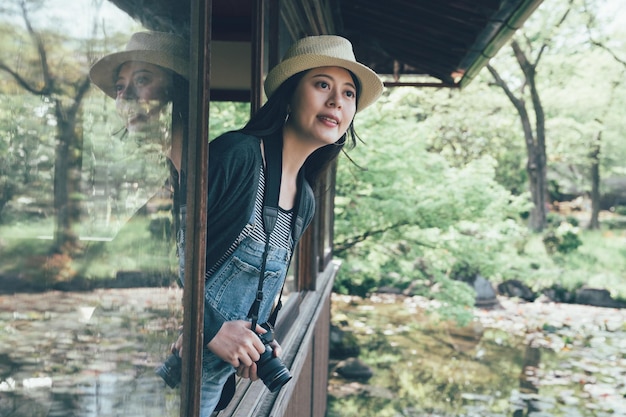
333,0 -> 626,310
419,81 -> 528,196
449,260 -> 480,283
0,0 -> 624,311
209,101 -> 251,140
334,92 -> 532,315
542,221 -> 583,255
0,94 -> 57,223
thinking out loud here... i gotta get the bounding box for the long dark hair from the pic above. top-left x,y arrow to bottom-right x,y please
240,70 -> 360,185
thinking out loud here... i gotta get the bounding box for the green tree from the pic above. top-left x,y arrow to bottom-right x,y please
486,0 -> 581,232
415,81 -> 528,196
334,92 -> 530,319
487,0 -> 626,231
0,0 -> 91,253
581,0 -> 626,227
0,94 -> 56,223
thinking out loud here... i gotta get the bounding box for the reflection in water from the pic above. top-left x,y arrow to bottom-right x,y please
329,294 -> 626,417
3,373 -> 177,417
0,288 -> 181,417
513,340 -> 541,417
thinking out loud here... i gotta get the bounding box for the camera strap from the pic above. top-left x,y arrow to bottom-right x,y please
247,136 -> 304,331
247,137 -> 282,330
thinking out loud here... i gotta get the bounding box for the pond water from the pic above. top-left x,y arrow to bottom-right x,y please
328,294 -> 626,417
0,288 -> 182,417
1,288 -> 625,417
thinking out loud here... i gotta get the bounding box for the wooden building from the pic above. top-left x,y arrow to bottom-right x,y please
0,1 -> 543,416
97,1 -> 545,416
118,0 -> 541,417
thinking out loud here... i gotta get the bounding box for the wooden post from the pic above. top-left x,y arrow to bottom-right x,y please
180,0 -> 212,415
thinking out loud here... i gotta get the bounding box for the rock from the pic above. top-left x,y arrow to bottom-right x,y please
575,287 -> 625,308
334,357 -> 373,381
115,270 -> 147,287
329,324 -> 360,359
375,286 -> 403,295
473,275 -> 500,308
497,279 -> 536,302
541,284 -> 576,304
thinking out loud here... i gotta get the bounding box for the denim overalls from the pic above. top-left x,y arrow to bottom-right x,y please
177,201 -> 290,417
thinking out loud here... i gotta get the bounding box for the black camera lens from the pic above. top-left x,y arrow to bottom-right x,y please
156,351 -> 182,388
256,345 -> 292,393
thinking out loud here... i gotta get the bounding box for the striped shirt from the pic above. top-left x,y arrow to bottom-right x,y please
206,166 -> 293,278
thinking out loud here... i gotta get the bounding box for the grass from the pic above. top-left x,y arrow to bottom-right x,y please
0,213 -> 177,287
1,211 -> 623,298
519,225 -> 626,300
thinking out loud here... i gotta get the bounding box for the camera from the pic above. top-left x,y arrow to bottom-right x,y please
156,323 -> 292,393
255,323 -> 292,393
156,350 -> 182,388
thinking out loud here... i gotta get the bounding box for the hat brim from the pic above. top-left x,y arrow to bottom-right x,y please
90,50 -> 189,99
264,55 -> 383,112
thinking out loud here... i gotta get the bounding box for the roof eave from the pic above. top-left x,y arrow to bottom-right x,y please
456,0 -> 545,88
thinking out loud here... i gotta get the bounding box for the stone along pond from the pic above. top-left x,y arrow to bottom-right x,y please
0,288 -> 625,417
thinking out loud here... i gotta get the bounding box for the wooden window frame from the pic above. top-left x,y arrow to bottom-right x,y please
180,1 -> 338,415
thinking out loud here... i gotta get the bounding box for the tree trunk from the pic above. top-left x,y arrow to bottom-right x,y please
0,1 -> 91,254
487,52 -> 548,232
527,143 -> 548,232
52,100 -> 83,254
588,131 -> 601,230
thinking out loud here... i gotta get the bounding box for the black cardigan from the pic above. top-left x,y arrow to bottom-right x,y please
201,131 -> 316,341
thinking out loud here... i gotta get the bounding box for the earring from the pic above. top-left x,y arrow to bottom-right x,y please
284,112 -> 290,124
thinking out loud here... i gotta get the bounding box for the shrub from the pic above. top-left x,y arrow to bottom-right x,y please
449,260 -> 480,283
22,253 -> 76,288
542,222 -> 582,255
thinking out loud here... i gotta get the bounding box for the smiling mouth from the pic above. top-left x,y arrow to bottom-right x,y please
319,115 -> 339,125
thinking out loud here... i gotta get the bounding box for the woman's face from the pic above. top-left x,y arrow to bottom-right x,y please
286,66 -> 357,147
114,61 -> 174,133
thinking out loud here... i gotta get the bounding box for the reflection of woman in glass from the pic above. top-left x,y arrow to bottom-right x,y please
90,31 -> 188,170
90,31 -> 188,242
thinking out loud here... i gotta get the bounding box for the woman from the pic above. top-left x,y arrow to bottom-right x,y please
176,34 -> 384,416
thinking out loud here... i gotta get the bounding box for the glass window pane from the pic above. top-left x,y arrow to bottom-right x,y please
0,2 -> 183,416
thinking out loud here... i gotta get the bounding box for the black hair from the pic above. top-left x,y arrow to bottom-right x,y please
240,69 -> 360,185
171,74 -> 189,122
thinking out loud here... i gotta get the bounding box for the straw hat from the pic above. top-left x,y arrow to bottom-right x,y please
264,35 -> 383,112
90,31 -> 189,99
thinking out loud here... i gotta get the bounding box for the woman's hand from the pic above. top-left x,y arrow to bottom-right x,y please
171,328 -> 183,357
236,338 -> 283,381
170,321 -> 278,381
207,320 -> 267,369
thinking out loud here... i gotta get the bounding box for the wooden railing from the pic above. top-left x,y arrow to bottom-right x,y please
218,261 -> 340,417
